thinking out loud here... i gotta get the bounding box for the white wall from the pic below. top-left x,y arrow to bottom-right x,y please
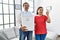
34,0 -> 42,14
34,0 -> 60,35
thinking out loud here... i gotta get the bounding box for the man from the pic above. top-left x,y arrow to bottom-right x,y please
17,2 -> 33,40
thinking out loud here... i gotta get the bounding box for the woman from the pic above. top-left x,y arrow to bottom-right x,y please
34,7 -> 51,40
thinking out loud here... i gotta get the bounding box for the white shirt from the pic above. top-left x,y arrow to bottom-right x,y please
16,11 -> 34,31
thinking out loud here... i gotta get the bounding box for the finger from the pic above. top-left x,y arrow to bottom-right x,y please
23,29 -> 27,32
23,27 -> 26,28
24,26 -> 26,27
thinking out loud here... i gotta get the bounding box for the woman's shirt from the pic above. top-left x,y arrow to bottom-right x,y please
34,15 -> 48,34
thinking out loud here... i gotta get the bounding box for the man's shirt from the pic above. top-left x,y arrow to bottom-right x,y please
17,11 -> 34,31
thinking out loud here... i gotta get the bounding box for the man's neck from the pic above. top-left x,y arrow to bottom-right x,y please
24,9 -> 28,12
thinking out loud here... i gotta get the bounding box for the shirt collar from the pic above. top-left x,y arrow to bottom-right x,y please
24,10 -> 28,12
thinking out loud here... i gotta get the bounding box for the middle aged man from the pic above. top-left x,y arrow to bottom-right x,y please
17,2 -> 34,40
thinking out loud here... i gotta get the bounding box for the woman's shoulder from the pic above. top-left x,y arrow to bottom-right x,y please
42,15 -> 47,18
34,15 -> 47,17
34,15 -> 39,17
34,15 -> 38,18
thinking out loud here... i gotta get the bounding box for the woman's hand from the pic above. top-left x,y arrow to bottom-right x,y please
46,9 -> 49,16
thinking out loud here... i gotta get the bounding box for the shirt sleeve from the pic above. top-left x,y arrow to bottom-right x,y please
34,16 -> 36,23
16,12 -> 22,29
44,15 -> 48,22
34,16 -> 36,26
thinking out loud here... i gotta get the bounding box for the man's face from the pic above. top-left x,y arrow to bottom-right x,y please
23,4 -> 29,10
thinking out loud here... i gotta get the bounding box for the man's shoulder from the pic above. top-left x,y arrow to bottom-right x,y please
20,11 -> 24,13
20,11 -> 25,15
21,11 -> 31,13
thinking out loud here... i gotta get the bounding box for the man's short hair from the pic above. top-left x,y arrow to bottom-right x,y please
23,2 -> 29,6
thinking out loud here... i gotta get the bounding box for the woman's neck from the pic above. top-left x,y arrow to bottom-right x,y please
38,13 -> 43,16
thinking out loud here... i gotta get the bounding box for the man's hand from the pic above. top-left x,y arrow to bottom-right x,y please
20,26 -> 27,32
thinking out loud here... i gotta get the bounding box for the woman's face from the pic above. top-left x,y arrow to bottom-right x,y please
38,8 -> 43,15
